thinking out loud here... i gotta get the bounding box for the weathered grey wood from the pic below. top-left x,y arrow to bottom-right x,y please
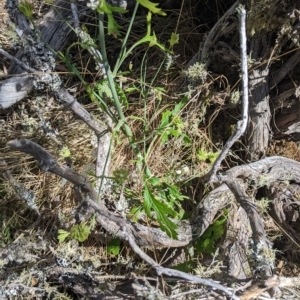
1,0 -> 83,108
267,182 -> 300,246
8,138 -> 300,253
271,81 -> 300,141
222,206 -> 250,279
0,76 -> 33,109
273,100 -> 300,141
200,1 -> 239,66
246,67 -> 271,161
191,183 -> 235,239
270,50 -> 300,89
0,0 -> 131,108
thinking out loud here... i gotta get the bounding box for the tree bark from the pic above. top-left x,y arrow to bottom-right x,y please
243,27 -> 273,161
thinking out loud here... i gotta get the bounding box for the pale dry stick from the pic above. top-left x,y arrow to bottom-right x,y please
170,289 -> 209,299
56,88 -> 109,136
170,289 -> 220,299
71,2 -> 112,194
222,178 -> 269,245
0,159 -> 39,215
206,6 -> 249,183
50,267 -> 159,282
270,49 -> 300,89
215,178 -> 273,298
7,139 -> 104,210
282,287 -> 300,299
230,45 -> 300,93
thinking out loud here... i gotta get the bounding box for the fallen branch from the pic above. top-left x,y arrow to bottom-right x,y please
6,138 -> 237,298
125,223 -> 240,300
7,138 -> 191,247
0,159 -> 39,215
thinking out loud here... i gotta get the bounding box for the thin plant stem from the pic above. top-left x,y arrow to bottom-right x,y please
113,1 -> 139,76
98,12 -> 150,175
98,13 -> 133,141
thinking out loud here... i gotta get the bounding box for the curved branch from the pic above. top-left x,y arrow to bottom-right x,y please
206,6 -> 248,182
7,138 -> 191,248
200,1 -> 239,65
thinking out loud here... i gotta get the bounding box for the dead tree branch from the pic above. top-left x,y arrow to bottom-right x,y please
270,50 -> 300,89
200,1 -> 239,66
6,138 -> 237,298
126,230 -> 240,300
207,6 -> 249,182
7,138 -> 191,247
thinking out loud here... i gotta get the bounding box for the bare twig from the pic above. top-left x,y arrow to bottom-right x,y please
57,88 -> 108,135
0,47 -> 107,137
0,159 -> 39,215
223,179 -> 268,244
7,138 -> 191,247
86,196 -> 190,247
270,50 -> 300,89
221,177 -> 274,294
125,228 -> 240,300
71,2 -> 112,194
7,139 -> 102,208
200,1 -> 239,65
0,48 -> 37,73
58,87 -> 113,194
206,6 -> 249,182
